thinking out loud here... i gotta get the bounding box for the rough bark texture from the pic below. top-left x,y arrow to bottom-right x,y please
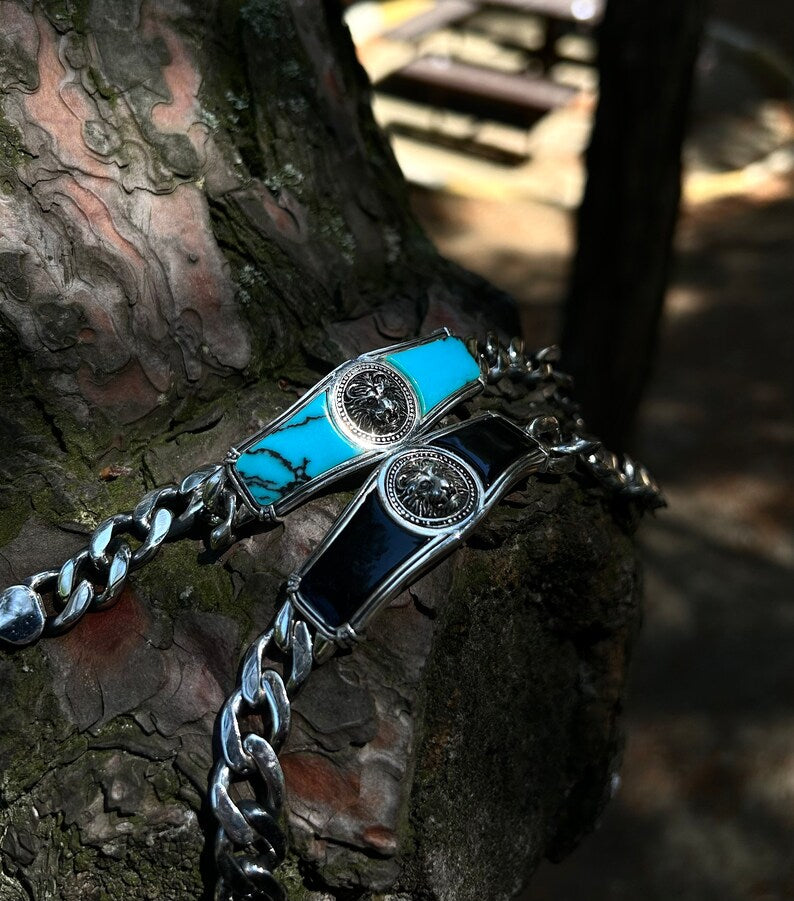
561,0 -> 706,452
0,2 -> 644,899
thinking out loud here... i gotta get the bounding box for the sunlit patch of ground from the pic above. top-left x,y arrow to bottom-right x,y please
349,1 -> 794,210
359,4 -> 794,894
410,163 -> 794,900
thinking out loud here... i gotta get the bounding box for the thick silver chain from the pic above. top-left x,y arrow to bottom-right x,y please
211,599 -> 313,901
0,332 -> 664,901
469,333 -> 664,509
0,463 -> 248,646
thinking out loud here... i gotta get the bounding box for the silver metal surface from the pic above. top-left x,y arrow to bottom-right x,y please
329,360 -> 419,447
0,584 -> 46,645
223,328 -> 485,521
0,463 -> 241,647
468,335 -> 665,509
210,600 -> 312,901
290,413 -> 551,642
380,447 -> 482,533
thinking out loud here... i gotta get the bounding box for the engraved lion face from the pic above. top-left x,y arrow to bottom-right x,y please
394,460 -> 470,520
344,371 -> 409,436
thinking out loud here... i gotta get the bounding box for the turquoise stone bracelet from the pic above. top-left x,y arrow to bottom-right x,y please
0,326 -> 665,901
227,330 -> 483,518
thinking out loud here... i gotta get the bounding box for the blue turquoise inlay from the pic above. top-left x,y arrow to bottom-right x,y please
234,393 -> 358,508
386,335 -> 481,415
234,334 -> 482,512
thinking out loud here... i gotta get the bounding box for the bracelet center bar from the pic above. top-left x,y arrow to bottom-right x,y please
289,413 -> 548,642
227,330 -> 484,519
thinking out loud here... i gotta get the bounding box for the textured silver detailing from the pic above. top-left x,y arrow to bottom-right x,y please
584,446 -> 664,507
382,449 -> 479,529
0,464 -> 249,648
331,361 -> 418,446
466,335 -> 665,511
466,333 -> 571,391
526,412 -> 664,508
211,600 -> 312,901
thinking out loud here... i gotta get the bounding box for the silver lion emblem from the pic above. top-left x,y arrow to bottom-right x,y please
332,362 -> 418,445
382,449 -> 479,530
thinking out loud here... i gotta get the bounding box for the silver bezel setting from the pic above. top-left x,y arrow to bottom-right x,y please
378,448 -> 480,535
329,360 -> 419,449
290,413 -> 548,643
224,329 -> 486,520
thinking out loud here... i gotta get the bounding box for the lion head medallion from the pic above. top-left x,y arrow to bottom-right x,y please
381,449 -> 479,530
332,362 -> 418,446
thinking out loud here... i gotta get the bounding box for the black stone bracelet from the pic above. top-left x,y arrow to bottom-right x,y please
0,328 -> 663,901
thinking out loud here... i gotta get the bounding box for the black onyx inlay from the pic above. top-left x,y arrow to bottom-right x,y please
298,492 -> 429,629
432,416 -> 536,487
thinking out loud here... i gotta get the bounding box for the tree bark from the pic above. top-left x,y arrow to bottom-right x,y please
561,0 -> 706,452
0,2 -> 643,899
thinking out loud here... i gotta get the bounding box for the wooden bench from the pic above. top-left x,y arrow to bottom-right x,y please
385,0 -> 479,41
377,56 -> 577,127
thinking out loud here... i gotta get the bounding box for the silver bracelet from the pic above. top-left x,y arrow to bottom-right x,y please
0,329 -> 663,900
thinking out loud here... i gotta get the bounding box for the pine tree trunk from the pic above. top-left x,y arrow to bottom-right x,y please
0,2 -> 644,899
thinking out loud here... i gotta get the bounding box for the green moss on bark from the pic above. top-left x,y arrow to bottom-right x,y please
0,107 -> 27,172
0,649 -> 78,801
39,0 -> 90,33
135,540 -> 238,621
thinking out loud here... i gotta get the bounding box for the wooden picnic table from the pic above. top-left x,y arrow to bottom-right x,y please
378,0 -> 600,126
380,55 -> 577,126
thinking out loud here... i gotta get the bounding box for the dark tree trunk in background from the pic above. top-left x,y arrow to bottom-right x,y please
561,0 -> 707,452
0,2 -> 643,899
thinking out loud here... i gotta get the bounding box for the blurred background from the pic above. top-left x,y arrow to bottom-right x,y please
344,1 -> 794,898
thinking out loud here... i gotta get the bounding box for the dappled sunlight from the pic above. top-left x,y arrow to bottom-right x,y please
664,285 -> 714,318
347,3 -> 794,897
410,80 -> 794,901
638,189 -> 794,571
525,507 -> 794,900
664,480 -> 793,566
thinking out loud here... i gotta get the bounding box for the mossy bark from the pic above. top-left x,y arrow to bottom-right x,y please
0,2 -> 644,899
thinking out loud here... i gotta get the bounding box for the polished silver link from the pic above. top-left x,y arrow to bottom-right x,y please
467,332 -> 571,391
0,463 -> 243,647
89,513 -> 133,569
285,621 -> 312,694
273,601 -> 293,652
584,447 -> 664,507
211,600 -> 312,901
211,489 -> 238,551
49,579 -> 94,633
0,327 -> 665,901
467,335 -> 665,511
95,543 -> 132,608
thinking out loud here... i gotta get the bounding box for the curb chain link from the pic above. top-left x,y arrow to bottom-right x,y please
468,333 -> 665,510
211,600 -> 312,901
8,463 -> 242,643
